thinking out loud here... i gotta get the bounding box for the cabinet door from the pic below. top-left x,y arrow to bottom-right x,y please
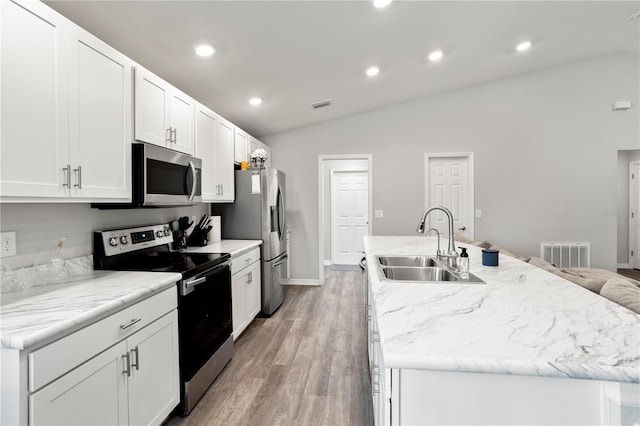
127,311 -> 180,426
67,25 -> 133,201
246,261 -> 262,320
134,66 -> 170,148
1,0 -> 69,199
169,89 -> 195,155
249,136 -> 260,158
213,118 -> 235,202
234,127 -> 249,164
29,341 -> 128,426
231,271 -> 248,340
196,103 -> 218,201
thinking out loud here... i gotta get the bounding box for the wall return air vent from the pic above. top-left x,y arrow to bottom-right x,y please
311,99 -> 332,109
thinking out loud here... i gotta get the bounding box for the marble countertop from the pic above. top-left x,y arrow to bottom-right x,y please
182,239 -> 262,257
0,271 -> 181,351
365,236 -> 640,383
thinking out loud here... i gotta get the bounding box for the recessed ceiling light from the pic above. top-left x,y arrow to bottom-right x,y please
373,0 -> 392,8
249,97 -> 263,106
366,66 -> 380,77
195,43 -> 215,57
428,50 -> 443,61
515,41 -> 532,52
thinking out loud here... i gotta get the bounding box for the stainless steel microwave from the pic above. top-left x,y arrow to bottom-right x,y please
132,143 -> 202,207
93,143 -> 202,209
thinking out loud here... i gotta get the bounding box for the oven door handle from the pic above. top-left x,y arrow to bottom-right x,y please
185,276 -> 207,289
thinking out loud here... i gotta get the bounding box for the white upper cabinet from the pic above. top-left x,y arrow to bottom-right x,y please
0,0 -> 132,202
214,116 -> 236,202
1,0 -> 69,199
234,127 -> 249,164
195,103 -> 235,203
67,25 -> 133,200
134,66 -> 195,155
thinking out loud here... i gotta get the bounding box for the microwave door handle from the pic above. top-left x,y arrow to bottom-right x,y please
187,161 -> 197,201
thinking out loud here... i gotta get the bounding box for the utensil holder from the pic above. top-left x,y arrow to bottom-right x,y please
187,229 -> 208,247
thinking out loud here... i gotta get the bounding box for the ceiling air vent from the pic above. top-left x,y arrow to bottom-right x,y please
626,10 -> 640,20
311,99 -> 332,109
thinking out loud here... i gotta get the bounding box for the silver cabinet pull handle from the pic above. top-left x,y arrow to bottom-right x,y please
166,127 -> 172,143
120,318 -> 142,330
172,128 -> 177,143
73,165 -> 82,189
62,164 -> 71,187
122,352 -> 131,377
131,347 -> 140,371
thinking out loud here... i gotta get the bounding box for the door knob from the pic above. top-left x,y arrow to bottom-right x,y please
458,226 -> 466,231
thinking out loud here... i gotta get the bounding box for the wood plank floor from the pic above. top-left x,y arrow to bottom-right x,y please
164,269 -> 373,426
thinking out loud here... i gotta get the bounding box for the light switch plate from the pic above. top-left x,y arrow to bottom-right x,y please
475,209 -> 482,219
1,232 -> 16,257
375,210 -> 384,219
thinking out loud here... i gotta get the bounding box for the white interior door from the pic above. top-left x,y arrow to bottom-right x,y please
426,155 -> 473,240
331,170 -> 369,265
631,162 -> 640,270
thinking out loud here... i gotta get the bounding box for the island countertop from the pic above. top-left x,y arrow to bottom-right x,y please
365,236 -> 640,383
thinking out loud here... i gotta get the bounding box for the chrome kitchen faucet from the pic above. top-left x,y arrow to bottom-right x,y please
417,206 -> 459,268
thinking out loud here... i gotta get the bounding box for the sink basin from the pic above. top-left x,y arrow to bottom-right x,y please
374,255 -> 486,284
377,255 -> 439,267
382,266 -> 458,281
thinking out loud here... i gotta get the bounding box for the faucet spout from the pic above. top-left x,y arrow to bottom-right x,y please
416,206 -> 458,267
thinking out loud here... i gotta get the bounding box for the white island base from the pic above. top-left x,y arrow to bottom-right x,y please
382,367 -> 637,425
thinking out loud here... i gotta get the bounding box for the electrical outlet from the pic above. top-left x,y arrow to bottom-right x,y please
375,210 -> 384,219
1,232 -> 17,257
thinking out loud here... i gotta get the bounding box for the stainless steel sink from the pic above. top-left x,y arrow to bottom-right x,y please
374,255 -> 485,284
377,255 -> 439,267
381,266 -> 458,281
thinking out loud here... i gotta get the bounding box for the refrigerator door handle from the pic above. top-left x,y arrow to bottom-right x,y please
277,186 -> 285,239
272,254 -> 288,268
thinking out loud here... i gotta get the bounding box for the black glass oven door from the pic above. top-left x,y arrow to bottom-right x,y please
177,263 -> 232,382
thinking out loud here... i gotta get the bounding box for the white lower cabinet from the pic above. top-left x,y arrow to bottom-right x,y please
231,247 -> 261,340
3,287 -> 179,426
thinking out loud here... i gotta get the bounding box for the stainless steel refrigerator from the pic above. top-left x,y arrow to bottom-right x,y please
211,168 -> 288,316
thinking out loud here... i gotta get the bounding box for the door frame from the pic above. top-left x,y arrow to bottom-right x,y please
630,161 -> 640,270
318,154 -> 373,286
330,168 -> 370,265
424,152 -> 475,240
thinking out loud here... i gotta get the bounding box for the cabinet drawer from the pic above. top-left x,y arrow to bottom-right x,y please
29,286 -> 177,392
231,247 -> 260,275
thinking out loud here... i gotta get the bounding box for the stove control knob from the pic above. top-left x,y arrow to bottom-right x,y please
156,230 -> 164,238
120,236 -> 129,245
164,228 -> 171,236
109,237 -> 118,247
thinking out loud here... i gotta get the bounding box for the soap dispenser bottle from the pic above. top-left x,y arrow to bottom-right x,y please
459,247 -> 469,279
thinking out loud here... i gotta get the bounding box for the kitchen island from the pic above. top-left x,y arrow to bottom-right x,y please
364,236 -> 639,425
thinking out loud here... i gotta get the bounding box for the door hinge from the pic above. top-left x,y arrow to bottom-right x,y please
632,250 -> 635,257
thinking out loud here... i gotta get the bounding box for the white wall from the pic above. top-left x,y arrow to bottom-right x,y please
0,203 -> 208,269
264,52 -> 640,280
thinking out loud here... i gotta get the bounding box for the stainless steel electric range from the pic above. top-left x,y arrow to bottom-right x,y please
93,223 -> 232,416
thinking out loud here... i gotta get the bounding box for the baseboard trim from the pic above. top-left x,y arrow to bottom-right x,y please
617,263 -> 631,269
284,278 -> 321,286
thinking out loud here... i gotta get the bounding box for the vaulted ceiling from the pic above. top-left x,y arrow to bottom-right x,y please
45,1 -> 640,138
